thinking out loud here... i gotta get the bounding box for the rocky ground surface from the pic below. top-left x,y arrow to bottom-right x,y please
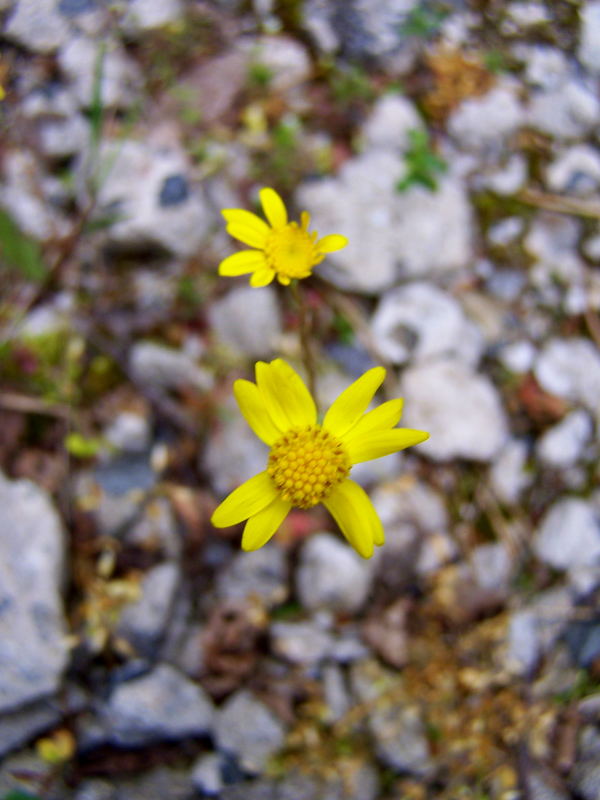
1,0 -> 600,798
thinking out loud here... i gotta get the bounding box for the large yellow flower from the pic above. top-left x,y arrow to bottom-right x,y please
218,187 -> 348,287
210,359 -> 429,558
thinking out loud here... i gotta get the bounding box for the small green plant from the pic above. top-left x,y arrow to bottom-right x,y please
400,2 -> 449,38
483,49 -> 509,74
2,792 -> 43,800
247,60 -> 273,90
329,64 -> 375,104
396,128 -> 447,193
0,210 -> 47,282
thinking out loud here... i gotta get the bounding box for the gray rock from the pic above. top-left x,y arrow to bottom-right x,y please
216,546 -> 288,609
371,281 -> 483,366
270,621 -> 333,665
4,0 -> 71,52
370,702 -> 433,776
0,149 -> 70,241
322,663 -> 351,723
129,341 -> 213,393
448,84 -> 523,152
578,1 -> 600,75
296,151 -> 473,293
527,768 -> 570,800
191,753 -> 223,797
38,114 -> 89,159
90,139 -> 211,257
296,533 -> 375,614
204,411 -> 269,497
209,286 -> 283,358
526,79 -> 600,139
487,216 -> 524,246
361,94 -> 423,152
350,661 -> 432,777
534,338 -> 600,415
74,779 -> 116,800
533,497 -> 600,572
498,340 -> 537,374
401,358 -> 509,461
0,697 -> 61,758
104,411 -> 151,454
125,496 -> 182,560
537,409 -> 593,468
470,542 -> 513,594
571,759 -> 600,800
489,439 -> 532,504
238,35 -> 311,92
215,690 -> 286,774
58,36 -> 142,109
518,44 -> 570,90
477,153 -> 528,195
506,586 -> 574,675
116,562 -> 180,657
113,766 -> 193,800
546,144 -> 600,196
106,663 -> 214,745
372,479 -> 454,577
121,0 -> 183,32
0,473 -> 68,714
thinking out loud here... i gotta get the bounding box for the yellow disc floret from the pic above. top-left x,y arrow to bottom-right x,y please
264,217 -> 324,282
267,425 -> 351,509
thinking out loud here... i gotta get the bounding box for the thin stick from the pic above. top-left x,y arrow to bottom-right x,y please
291,281 -> 317,405
518,189 -> 600,220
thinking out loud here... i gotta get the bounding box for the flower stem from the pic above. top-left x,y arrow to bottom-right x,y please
291,281 -> 317,406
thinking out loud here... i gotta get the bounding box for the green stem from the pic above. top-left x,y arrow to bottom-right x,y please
291,281 -> 317,406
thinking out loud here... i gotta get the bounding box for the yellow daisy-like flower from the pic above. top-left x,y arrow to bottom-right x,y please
218,187 -> 348,287
210,359 -> 429,558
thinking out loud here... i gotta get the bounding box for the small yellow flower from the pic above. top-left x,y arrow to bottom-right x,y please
210,359 -> 429,558
218,187 -> 348,287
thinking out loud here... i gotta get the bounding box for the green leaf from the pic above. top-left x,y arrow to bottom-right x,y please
0,210 -> 47,282
64,432 -> 105,458
2,792 -> 44,800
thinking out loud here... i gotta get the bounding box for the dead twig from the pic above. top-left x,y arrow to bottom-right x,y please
518,189 -> 600,220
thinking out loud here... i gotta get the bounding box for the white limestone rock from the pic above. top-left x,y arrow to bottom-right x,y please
448,84 -> 523,152
536,410 -> 593,468
89,139 -> 211,257
534,337 -> 600,415
400,359 -> 509,462
578,1 -> 600,75
0,474 -> 68,713
209,286 -> 282,358
297,150 -> 473,293
371,282 -> 483,366
533,498 -> 600,571
361,93 -> 423,152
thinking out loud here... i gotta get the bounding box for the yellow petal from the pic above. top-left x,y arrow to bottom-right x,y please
226,223 -> 269,249
219,250 -> 267,276
346,428 -> 429,464
250,267 -> 275,287
277,274 -> 291,286
211,471 -> 277,527
256,359 -> 317,430
234,379 -> 283,445
259,188 -> 288,229
241,496 -> 292,550
341,398 -> 404,444
318,234 -> 348,253
323,367 -> 386,439
223,208 -> 270,237
323,479 -> 384,558
300,211 -> 310,230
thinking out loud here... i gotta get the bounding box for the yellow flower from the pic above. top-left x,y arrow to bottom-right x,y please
210,359 -> 429,558
218,187 -> 348,287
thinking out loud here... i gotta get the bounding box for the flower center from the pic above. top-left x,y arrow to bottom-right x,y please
267,425 -> 351,509
265,223 -> 323,279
